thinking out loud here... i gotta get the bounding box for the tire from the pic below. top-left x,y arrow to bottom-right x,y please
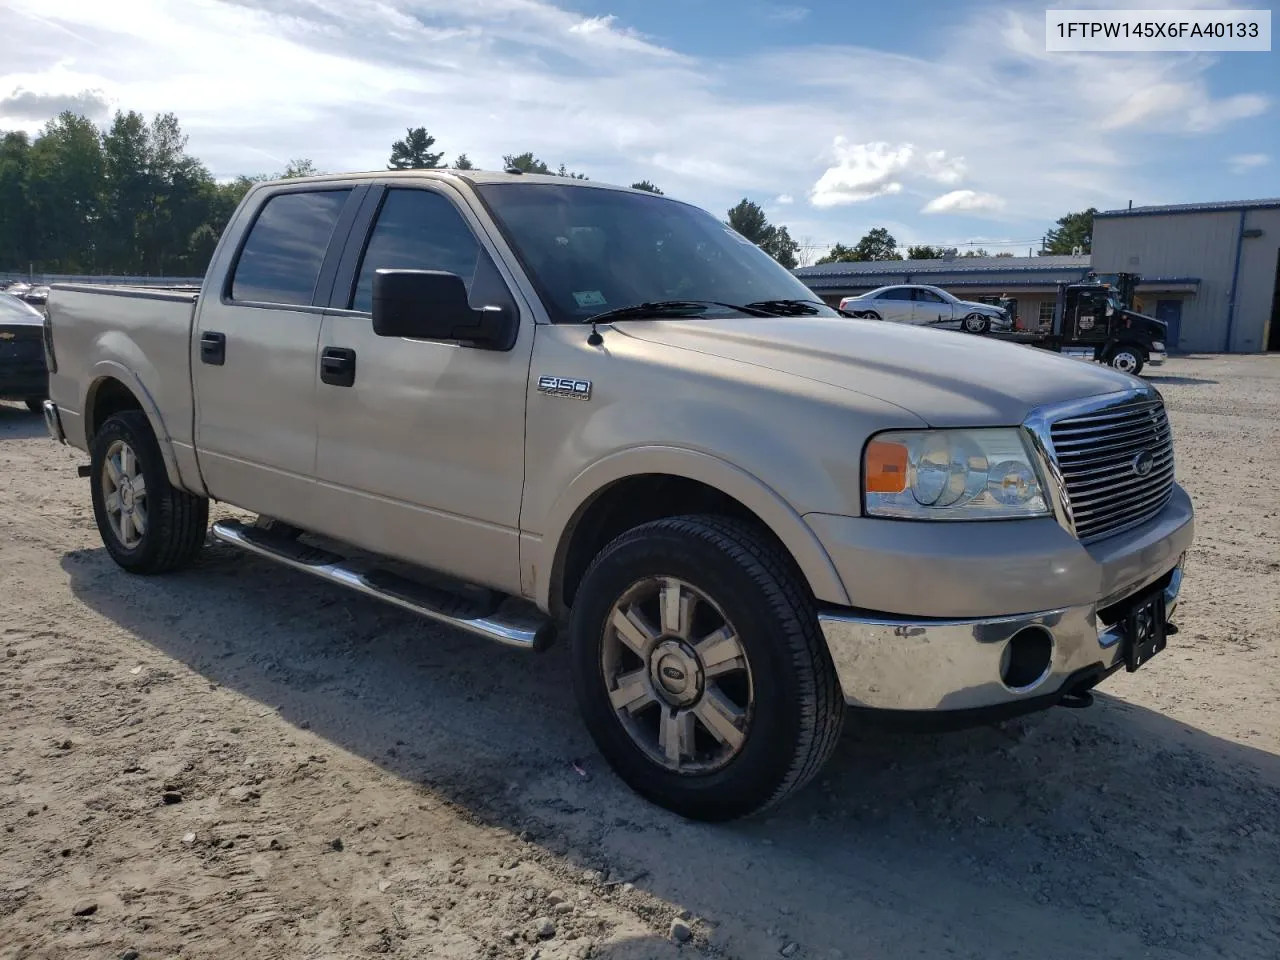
861,311 -> 882,321
89,410 -> 209,574
1108,345 -> 1145,376
963,313 -> 990,334
569,515 -> 844,821
25,397 -> 44,414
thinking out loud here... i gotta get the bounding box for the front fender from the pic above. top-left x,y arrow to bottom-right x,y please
532,445 -> 851,611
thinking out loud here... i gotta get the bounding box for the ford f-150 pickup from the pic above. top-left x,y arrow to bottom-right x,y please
42,170 -> 1193,821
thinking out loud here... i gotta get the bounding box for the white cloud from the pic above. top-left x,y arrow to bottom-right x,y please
0,0 -> 1269,238
1228,153 -> 1270,173
776,194 -> 794,204
809,139 -> 967,208
760,4 -> 809,22
922,190 -> 1006,215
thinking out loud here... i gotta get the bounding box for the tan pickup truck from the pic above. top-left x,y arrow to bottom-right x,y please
42,170 -> 1193,820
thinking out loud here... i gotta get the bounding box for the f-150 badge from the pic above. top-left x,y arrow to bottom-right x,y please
538,376 -> 592,401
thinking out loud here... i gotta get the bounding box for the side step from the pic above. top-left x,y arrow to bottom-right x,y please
210,519 -> 554,651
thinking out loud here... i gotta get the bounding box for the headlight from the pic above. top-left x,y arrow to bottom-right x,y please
1152,341 -> 1165,351
863,428 -> 1050,520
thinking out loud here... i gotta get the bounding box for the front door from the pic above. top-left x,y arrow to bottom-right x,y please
193,185 -> 363,529
1155,300 -> 1182,352
911,287 -> 953,327
310,183 -> 533,594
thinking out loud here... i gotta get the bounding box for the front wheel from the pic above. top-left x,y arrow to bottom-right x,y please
1108,345 -> 1145,376
963,313 -> 990,334
90,410 -> 209,574
569,515 -> 844,821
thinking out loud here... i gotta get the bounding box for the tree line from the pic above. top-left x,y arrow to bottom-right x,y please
1,110 -> 1097,277
0,116 -> 666,276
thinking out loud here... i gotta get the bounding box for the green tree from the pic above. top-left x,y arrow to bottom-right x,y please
725,199 -> 798,268
0,131 -> 33,270
906,244 -> 946,259
961,248 -> 991,258
387,127 -> 444,170
815,242 -> 859,265
631,180 -> 663,194
849,227 -> 902,262
280,158 -> 318,179
26,112 -> 107,272
503,153 -> 587,178
1042,208 -> 1096,254
453,153 -> 474,170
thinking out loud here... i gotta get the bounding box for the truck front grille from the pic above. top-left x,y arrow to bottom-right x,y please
1048,399 -> 1175,542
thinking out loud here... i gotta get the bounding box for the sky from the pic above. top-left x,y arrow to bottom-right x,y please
1,0 -> 1276,263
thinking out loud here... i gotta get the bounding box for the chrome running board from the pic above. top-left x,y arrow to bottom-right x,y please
210,519 -> 553,651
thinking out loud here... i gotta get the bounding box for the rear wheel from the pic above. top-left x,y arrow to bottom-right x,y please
569,515 -> 844,821
861,310 -> 882,321
90,411 -> 209,573
1108,345 -> 1145,376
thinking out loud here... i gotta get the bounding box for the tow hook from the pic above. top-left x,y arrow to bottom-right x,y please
1058,688 -> 1095,710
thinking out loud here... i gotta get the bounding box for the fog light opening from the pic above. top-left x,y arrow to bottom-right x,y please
1000,626 -> 1054,692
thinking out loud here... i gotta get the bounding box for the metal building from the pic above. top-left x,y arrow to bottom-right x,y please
1092,199 -> 1280,353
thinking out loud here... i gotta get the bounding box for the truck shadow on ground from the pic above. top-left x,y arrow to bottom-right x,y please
62,541 -> 1280,960
1145,375 -> 1220,386
0,401 -> 47,439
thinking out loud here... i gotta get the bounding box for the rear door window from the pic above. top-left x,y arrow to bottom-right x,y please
879,288 -> 911,301
231,190 -> 352,305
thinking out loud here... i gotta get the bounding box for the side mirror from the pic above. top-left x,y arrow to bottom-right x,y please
372,269 -> 517,350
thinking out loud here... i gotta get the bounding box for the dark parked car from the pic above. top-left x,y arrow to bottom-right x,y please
0,292 -> 48,413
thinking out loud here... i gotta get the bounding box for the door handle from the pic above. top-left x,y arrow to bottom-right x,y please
200,331 -> 226,365
320,346 -> 356,387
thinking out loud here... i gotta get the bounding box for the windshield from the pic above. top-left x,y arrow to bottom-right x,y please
473,183 -> 836,324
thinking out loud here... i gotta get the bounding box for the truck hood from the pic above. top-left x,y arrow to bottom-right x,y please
613,316 -> 1142,427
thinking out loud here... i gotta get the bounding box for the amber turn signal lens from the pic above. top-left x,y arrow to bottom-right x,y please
865,440 -> 909,494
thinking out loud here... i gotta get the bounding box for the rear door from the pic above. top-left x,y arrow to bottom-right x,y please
876,287 -> 914,322
309,181 -> 533,594
192,184 -> 366,529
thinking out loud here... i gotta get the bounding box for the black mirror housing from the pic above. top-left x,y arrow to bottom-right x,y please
371,269 -> 517,350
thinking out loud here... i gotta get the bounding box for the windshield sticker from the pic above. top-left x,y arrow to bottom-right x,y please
573,290 -> 608,308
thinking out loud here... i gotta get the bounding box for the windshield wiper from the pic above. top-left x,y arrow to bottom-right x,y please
583,300 -> 773,324
742,298 -> 825,316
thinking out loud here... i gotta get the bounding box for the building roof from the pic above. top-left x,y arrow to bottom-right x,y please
794,255 -> 1090,278
1096,197 -> 1280,218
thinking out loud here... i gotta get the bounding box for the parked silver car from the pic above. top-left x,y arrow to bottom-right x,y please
840,284 -> 1012,333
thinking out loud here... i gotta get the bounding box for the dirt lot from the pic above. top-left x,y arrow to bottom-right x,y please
2,354 -> 1279,960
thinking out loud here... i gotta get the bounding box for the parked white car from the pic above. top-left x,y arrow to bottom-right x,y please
840,284 -> 1012,333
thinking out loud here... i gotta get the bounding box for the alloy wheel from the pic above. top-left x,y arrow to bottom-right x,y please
601,576 -> 753,773
101,439 -> 147,549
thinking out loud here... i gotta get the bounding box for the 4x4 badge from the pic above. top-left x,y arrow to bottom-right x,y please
537,376 -> 592,401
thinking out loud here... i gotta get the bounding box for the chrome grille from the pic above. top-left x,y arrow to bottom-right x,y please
1049,400 -> 1175,541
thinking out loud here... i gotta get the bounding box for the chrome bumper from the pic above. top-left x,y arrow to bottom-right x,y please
818,560 -> 1183,712
42,399 -> 66,444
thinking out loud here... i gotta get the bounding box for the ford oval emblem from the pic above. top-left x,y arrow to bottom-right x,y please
661,665 -> 685,682
1131,450 -> 1155,477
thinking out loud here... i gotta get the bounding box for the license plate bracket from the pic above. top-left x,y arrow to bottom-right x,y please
1122,591 -> 1168,672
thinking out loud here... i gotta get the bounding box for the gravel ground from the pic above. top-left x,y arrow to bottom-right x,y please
2,354 -> 1279,960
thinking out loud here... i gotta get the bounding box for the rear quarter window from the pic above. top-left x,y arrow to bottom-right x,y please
230,189 -> 352,305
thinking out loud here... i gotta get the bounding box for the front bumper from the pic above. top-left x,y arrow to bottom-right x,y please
818,559 -> 1182,714
1148,349 -> 1166,366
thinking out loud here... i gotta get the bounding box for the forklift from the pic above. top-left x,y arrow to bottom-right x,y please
986,272 -> 1166,376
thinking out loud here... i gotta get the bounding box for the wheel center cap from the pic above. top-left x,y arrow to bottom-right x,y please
649,641 -> 702,707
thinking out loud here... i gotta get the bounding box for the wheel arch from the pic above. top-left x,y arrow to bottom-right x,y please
83,364 -> 184,490
535,447 -> 851,619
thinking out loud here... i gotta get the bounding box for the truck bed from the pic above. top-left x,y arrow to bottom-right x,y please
45,283 -> 200,455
